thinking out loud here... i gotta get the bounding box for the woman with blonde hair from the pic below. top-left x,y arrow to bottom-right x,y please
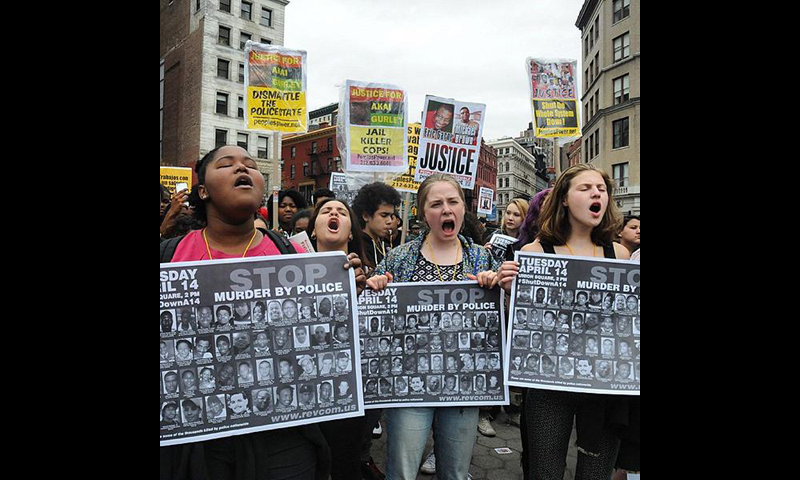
501,197 -> 529,239
367,173 -> 499,480
495,163 -> 634,479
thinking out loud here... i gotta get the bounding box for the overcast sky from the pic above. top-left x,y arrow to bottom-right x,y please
284,0 -> 585,142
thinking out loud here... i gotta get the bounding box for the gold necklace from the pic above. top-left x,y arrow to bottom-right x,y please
203,228 -> 258,260
426,237 -> 461,282
565,242 -> 596,257
371,235 -> 387,259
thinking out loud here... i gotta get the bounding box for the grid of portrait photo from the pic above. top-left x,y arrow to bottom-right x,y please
360,309 -> 505,404
509,285 -> 640,390
160,293 -> 359,432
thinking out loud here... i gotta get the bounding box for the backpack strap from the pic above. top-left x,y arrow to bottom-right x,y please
159,235 -> 186,263
263,229 -> 297,255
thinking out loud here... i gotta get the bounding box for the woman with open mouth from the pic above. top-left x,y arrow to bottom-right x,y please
305,198 -> 382,480
366,173 -> 499,480
494,163 -> 635,480
160,145 -> 365,480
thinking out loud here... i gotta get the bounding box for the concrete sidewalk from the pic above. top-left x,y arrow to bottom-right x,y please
370,410 -> 578,480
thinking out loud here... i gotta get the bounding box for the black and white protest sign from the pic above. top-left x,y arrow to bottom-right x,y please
329,172 -> 358,207
358,281 -> 508,408
506,252 -> 639,395
160,252 -> 363,446
488,233 -> 517,261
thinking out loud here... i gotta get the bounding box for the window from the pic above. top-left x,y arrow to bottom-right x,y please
290,146 -> 296,158
327,137 -> 333,152
594,91 -> 599,116
613,118 -> 629,149
217,58 -> 229,79
589,97 -> 594,119
594,16 -> 599,41
258,136 -> 269,158
218,26 -> 230,46
261,7 -> 272,27
238,63 -> 245,83
506,162 -> 510,171
237,132 -> 248,150
311,141 -> 317,154
585,68 -> 589,89
613,0 -> 630,23
261,38 -> 272,44
241,1 -> 252,20
613,33 -> 630,62
215,129 -> 227,148
594,53 -> 599,78
589,26 -> 594,49
613,163 -> 629,187
589,61 -> 594,83
240,32 -> 251,50
237,96 -> 244,119
195,0 -> 200,12
613,75 -> 630,104
290,165 -> 295,179
327,158 -> 333,171
303,162 -> 309,177
595,130 -> 600,158
219,0 -> 231,13
584,36 -> 589,57
586,140 -> 590,162
216,92 -> 228,115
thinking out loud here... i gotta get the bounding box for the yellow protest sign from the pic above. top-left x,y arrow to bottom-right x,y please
244,42 -> 308,133
348,125 -> 405,169
389,123 -> 421,193
527,58 -> 581,138
160,166 -> 193,193
246,87 -> 307,132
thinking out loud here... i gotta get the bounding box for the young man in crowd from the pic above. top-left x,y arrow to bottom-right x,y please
352,182 -> 402,273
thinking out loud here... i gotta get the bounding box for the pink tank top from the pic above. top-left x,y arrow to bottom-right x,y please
171,230 -> 306,262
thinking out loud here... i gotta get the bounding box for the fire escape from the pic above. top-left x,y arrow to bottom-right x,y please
305,140 -> 335,181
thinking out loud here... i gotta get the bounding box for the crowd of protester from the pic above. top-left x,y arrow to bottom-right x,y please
160,146 -> 639,480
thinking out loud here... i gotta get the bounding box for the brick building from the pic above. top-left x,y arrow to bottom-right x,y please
160,0 -> 290,191
469,140 -> 498,214
280,124 -> 341,205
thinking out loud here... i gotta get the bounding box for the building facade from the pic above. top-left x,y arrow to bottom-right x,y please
576,0 -> 640,216
515,123 -> 553,189
160,0 -> 290,193
280,125 -> 341,205
487,138 -> 541,217
469,140 -> 498,215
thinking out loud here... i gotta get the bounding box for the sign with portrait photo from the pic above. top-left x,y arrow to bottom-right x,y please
477,187 -> 494,216
340,79 -> 408,173
415,95 -> 486,190
488,232 -> 516,262
244,42 -> 308,133
358,282 -> 508,408
160,252 -> 363,446
505,251 -> 640,395
526,57 -> 580,138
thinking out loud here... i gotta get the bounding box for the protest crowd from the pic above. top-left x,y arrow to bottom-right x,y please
160,147 -> 640,480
